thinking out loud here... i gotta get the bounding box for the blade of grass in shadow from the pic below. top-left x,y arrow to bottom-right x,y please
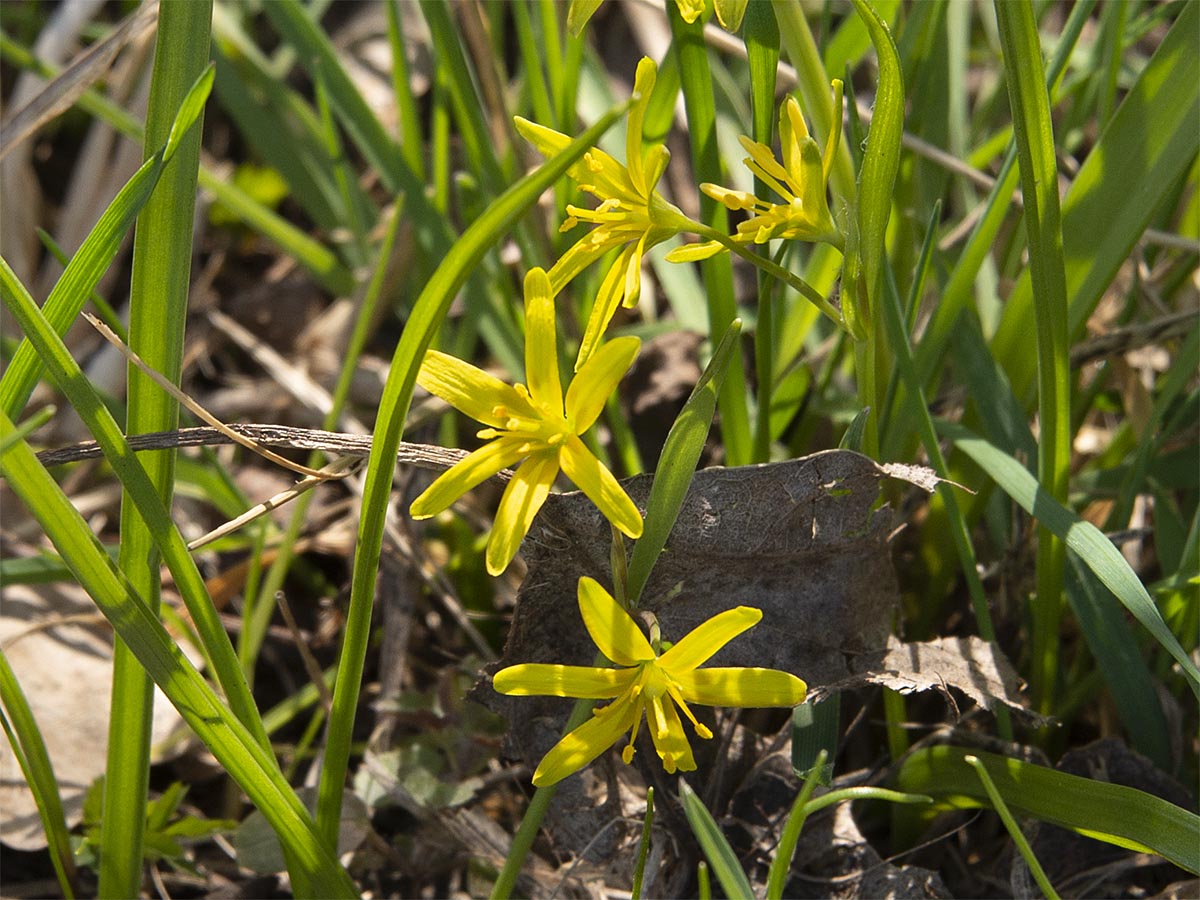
103,7 -> 212,893
318,102 -> 629,851
0,651 -> 77,898
0,65 -> 212,418
0,419 -> 357,899
625,319 -> 741,607
940,419 -> 1200,698
1064,555 -> 1170,769
964,755 -> 1061,900
995,0 -> 1072,720
897,745 -> 1200,874
678,780 -> 756,900
668,3 -> 752,468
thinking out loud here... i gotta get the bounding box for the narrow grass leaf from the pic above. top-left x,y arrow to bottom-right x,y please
941,420 -> 1200,696
0,66 -> 212,417
625,319 -> 741,607
0,652 -> 77,898
898,746 -> 1200,874
992,0 -> 1199,400
678,780 -> 756,900
0,420 -> 357,899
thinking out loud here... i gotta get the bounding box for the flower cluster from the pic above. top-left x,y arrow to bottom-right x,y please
412,56 -> 830,783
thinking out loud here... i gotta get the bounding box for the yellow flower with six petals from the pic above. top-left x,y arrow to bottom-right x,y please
409,269 -> 643,576
493,577 -> 808,786
515,58 -> 694,370
678,86 -> 845,260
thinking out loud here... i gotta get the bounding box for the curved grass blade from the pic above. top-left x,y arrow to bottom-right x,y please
898,746 -> 1200,874
320,101 -> 629,850
0,652 -> 77,898
678,779 -> 756,900
0,64 -> 213,418
941,420 -> 1200,697
0,416 -> 357,899
625,319 -> 741,607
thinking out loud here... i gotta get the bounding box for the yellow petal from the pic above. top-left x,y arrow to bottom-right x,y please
522,268 -> 563,409
664,241 -> 726,262
486,452 -> 560,575
409,438 -> 528,520
531,692 -> 640,786
547,236 -> 610,295
673,667 -> 807,707
823,80 -> 844,185
674,0 -> 707,25
417,350 -> 536,427
659,606 -> 762,672
701,183 -> 759,211
646,697 -> 696,773
781,97 -> 812,175
621,233 -> 647,308
493,663 -> 636,698
577,576 -> 653,665
575,247 -> 631,371
739,135 -> 795,201
626,57 -> 658,196
560,436 -> 644,538
566,336 -> 640,431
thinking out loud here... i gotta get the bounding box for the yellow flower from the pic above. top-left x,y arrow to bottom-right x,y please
493,577 -> 808,786
409,269 -> 643,576
569,0 -> 707,37
515,58 -> 693,370
672,86 -> 845,261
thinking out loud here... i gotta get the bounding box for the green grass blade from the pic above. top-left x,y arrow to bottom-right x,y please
898,746 -> 1200,874
625,319 -> 741,607
964,755 -> 1061,900
992,0 -> 1199,399
0,67 -> 211,418
1064,555 -> 1170,769
678,780 -> 756,900
995,0 -> 1072,720
766,748 -> 825,900
0,651 -> 77,898
318,102 -> 628,851
0,419 -> 357,899
669,4 -> 752,468
0,258 -> 269,762
941,420 -> 1200,697
102,8 -> 213,891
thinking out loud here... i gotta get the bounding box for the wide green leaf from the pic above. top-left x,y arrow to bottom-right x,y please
898,746 -> 1200,874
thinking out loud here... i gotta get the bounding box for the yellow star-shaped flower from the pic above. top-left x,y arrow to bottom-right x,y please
493,577 -> 808,786
409,269 -> 643,576
515,58 -> 694,370
673,86 -> 844,261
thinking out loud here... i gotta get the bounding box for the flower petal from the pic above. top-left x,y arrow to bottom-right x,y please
514,117 -> 589,183
559,436 -> 644,538
625,57 -> 657,196
646,697 -> 696,774
486,452 -> 560,575
577,576 -> 653,665
493,663 -> 636,698
409,438 -> 528,519
522,268 -> 563,409
417,350 -> 535,426
575,247 -> 630,371
673,667 -> 807,707
531,692 -> 640,786
547,236 -> 610,295
621,233 -> 646,308
659,606 -> 762,672
567,335 -> 640,431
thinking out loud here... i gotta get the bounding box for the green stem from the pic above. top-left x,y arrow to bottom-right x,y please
101,4 -> 210,897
